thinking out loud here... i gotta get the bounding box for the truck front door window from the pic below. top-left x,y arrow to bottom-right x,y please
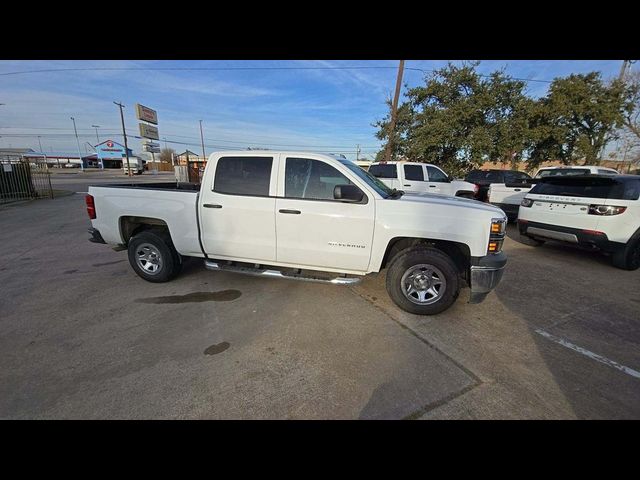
426,166 -> 449,182
285,158 -> 353,200
214,156 -> 273,196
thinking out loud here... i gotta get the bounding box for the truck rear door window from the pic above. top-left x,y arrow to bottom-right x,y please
369,164 -> 397,179
285,158 -> 353,200
214,156 -> 273,196
404,165 -> 424,181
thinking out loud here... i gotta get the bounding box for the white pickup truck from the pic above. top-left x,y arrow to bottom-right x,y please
86,151 -> 507,315
368,161 -> 478,198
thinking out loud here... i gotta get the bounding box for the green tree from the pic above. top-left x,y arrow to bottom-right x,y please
375,62 -> 532,177
528,73 -> 631,168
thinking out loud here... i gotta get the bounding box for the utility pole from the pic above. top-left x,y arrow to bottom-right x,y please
114,101 -> 132,177
70,117 -> 84,172
356,144 -> 360,161
199,120 -> 206,161
37,136 -> 43,153
91,125 -> 101,143
384,60 -> 405,163
619,60 -> 630,81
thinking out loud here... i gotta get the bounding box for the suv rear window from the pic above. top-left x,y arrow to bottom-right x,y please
504,171 -> 532,183
369,164 -> 397,179
214,156 -> 273,196
530,176 -> 640,200
535,168 -> 590,178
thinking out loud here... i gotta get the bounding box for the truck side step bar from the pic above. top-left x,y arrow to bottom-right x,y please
204,260 -> 362,285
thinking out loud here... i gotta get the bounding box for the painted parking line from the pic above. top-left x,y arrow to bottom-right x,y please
535,329 -> 640,380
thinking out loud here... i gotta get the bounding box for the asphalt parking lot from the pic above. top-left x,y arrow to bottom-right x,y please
1,170 -> 639,419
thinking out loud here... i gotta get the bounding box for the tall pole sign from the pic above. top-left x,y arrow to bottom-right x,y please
136,103 -> 160,173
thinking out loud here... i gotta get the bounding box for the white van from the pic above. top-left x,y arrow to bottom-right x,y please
518,174 -> 640,270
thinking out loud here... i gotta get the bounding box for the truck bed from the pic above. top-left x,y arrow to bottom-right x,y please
88,182 -> 203,257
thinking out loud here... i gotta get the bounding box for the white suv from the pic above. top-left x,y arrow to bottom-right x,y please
518,174 -> 640,270
368,161 -> 478,198
534,165 -> 618,178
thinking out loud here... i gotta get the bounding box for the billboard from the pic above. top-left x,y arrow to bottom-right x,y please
139,123 -> 159,140
135,104 -> 158,124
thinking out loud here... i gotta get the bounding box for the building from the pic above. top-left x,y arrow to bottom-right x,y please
95,140 -> 134,169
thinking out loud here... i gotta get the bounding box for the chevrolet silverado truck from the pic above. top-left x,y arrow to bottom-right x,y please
86,151 -> 507,315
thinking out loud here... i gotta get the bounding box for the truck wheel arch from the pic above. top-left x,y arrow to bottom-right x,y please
119,216 -> 171,245
380,237 -> 471,280
455,190 -> 475,199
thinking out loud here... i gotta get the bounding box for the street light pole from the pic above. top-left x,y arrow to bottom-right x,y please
114,101 -> 132,177
70,117 -> 84,172
37,135 -> 43,153
91,125 -> 103,169
91,125 -> 100,143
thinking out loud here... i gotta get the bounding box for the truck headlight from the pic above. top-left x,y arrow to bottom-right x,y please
488,218 -> 506,254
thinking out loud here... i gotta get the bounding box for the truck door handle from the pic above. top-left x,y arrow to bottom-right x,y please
203,204 -> 222,209
429,185 -> 436,188
514,188 -> 521,191
279,209 -> 301,214
404,184 -> 411,187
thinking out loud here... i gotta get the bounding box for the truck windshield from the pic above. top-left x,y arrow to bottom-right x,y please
339,160 -> 395,198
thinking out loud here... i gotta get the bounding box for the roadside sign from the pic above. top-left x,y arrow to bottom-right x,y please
142,140 -> 160,148
143,145 -> 161,153
135,104 -> 158,125
139,123 -> 159,140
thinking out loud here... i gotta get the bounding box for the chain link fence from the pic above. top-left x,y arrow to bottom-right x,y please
0,155 -> 54,205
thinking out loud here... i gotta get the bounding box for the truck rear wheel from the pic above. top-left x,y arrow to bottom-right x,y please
385,247 -> 460,315
128,230 -> 182,282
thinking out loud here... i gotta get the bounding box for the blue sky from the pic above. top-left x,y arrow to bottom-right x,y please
0,59 -> 632,160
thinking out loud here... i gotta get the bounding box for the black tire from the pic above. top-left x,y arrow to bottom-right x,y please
385,246 -> 460,315
612,239 -> 640,271
128,230 -> 182,282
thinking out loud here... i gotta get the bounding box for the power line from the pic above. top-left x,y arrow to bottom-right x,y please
0,64 -> 555,84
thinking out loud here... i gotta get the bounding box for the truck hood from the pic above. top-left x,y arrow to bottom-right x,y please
397,191 -> 505,215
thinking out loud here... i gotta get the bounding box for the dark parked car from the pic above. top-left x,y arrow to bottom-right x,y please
465,169 -> 533,202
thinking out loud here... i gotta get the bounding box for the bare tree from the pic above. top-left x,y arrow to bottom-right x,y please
623,70 -> 640,141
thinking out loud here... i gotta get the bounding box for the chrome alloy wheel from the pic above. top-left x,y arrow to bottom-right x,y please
400,264 -> 446,305
135,243 -> 163,275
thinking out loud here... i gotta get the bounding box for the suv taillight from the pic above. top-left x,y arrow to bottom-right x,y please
588,204 -> 627,216
85,194 -> 96,219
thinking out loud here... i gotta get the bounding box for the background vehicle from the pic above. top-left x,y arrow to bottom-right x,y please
368,161 -> 478,198
465,169 -> 532,203
86,151 -> 508,315
534,165 -> 618,178
122,156 -> 145,175
518,174 -> 640,270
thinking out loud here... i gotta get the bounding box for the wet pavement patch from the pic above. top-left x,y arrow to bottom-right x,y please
135,289 -> 242,304
204,342 -> 230,355
92,260 -> 125,267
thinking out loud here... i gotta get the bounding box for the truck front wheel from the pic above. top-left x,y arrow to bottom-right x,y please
385,247 -> 460,315
128,230 -> 182,282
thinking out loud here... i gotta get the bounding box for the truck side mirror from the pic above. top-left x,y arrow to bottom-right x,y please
334,184 -> 364,203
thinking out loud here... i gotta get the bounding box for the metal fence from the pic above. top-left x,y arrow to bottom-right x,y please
0,155 -> 54,205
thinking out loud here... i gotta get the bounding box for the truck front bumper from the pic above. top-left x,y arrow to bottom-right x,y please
468,251 -> 507,304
